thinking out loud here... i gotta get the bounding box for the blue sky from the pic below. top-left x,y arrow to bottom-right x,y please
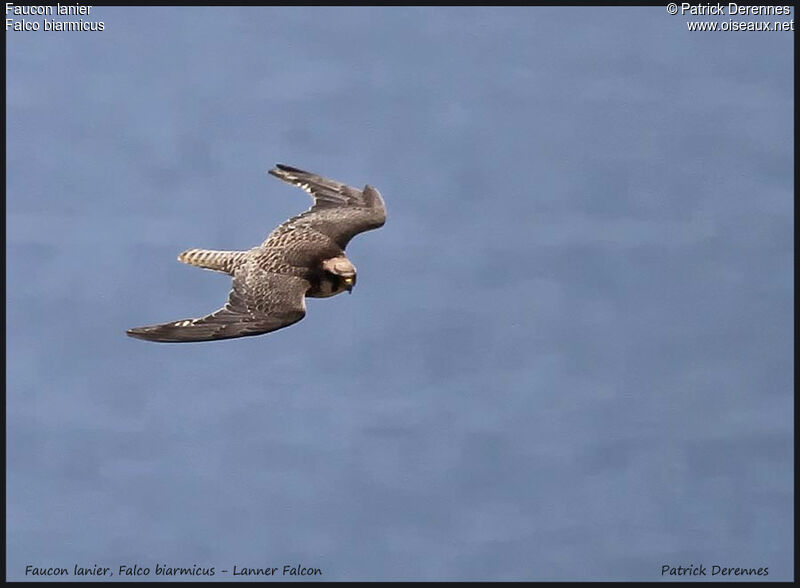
6,6 -> 793,581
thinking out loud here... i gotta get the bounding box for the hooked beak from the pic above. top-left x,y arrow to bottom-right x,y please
344,277 -> 354,294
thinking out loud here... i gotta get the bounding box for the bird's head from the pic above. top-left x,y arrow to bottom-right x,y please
322,256 -> 357,294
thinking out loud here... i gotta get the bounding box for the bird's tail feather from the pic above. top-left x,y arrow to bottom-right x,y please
177,249 -> 247,275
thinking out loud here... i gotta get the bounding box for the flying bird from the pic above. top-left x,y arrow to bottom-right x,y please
127,164 -> 386,343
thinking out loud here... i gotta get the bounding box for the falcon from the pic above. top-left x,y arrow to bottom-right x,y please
127,164 -> 386,343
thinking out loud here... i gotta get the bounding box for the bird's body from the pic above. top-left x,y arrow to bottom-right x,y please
127,164 -> 386,343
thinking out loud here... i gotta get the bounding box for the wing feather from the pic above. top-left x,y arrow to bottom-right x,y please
127,265 -> 308,343
268,164 -> 386,248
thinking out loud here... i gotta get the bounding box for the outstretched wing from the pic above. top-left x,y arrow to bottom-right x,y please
127,264 -> 308,343
268,164 -> 386,248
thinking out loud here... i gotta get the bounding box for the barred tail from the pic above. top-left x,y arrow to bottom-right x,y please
177,249 -> 247,275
